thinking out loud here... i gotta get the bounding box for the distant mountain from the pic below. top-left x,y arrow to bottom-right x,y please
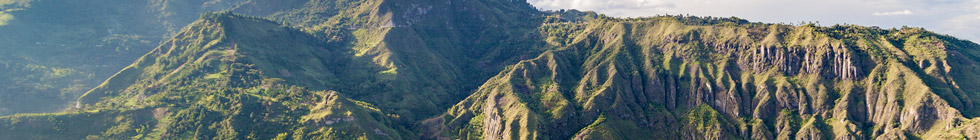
4,0 -> 980,139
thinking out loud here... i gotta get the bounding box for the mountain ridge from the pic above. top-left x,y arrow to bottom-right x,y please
3,0 -> 980,139
437,15 -> 980,139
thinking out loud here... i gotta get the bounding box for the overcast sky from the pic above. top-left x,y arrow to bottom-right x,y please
527,0 -> 980,43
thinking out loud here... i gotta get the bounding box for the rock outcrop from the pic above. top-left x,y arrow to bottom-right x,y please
439,16 -> 980,139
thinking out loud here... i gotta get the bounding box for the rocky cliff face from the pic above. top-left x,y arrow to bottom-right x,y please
439,16 -> 980,139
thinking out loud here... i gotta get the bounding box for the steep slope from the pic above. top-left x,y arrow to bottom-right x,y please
77,12 -> 356,107
0,0 -> 396,115
0,0 -> 549,121
439,15 -> 980,139
218,0 -> 550,121
0,0 -> 249,115
1,13 -> 407,139
337,0 -> 550,121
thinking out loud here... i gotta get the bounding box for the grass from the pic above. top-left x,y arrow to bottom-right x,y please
5,0 -> 980,139
0,11 -> 11,26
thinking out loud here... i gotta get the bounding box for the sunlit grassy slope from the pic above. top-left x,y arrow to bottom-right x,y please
439,14 -> 980,139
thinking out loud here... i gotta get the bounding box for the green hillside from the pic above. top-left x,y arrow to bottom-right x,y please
0,0 -> 249,115
3,0 -> 980,139
438,15 -> 980,139
4,12 -> 408,139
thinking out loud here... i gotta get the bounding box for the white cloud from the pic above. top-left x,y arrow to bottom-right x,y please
936,13 -> 980,42
873,9 -> 914,16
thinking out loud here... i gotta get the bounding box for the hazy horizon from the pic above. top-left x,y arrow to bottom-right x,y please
529,0 -> 980,43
